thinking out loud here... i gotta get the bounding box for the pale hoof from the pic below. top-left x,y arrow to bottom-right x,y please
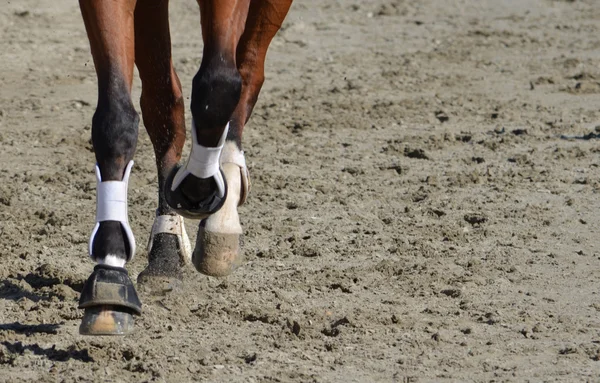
193,224 -> 244,277
79,306 -> 135,336
191,145 -> 249,277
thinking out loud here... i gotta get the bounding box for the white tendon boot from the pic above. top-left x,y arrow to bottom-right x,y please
165,121 -> 230,219
89,160 -> 136,267
193,141 -> 250,277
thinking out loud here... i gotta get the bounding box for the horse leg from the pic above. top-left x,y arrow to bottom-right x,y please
193,0 -> 293,277
78,0 -> 141,335
163,0 -> 251,276
229,0 -> 294,145
133,0 -> 191,289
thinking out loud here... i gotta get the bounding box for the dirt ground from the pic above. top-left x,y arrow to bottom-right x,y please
1,0 -> 600,381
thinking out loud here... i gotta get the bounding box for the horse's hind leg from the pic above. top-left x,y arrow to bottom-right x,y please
229,0 -> 294,145
133,0 -> 191,289
187,0 -> 293,277
78,0 -> 141,335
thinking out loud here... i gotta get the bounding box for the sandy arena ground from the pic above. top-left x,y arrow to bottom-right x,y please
1,0 -> 600,381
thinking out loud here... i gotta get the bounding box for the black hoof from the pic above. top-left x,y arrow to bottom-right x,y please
78,265 -> 141,336
138,233 -> 184,294
164,165 -> 228,220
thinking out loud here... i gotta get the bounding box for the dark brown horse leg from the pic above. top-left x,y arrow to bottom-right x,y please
192,0 -> 293,277
163,0 -> 250,221
78,0 -> 141,335
133,0 -> 190,287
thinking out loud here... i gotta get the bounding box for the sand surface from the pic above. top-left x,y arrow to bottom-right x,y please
1,0 -> 600,381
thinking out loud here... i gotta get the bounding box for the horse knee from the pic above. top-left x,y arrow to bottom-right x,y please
190,62 -> 242,130
92,90 -> 139,180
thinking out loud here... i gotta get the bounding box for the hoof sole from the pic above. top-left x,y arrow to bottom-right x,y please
79,306 -> 135,336
193,226 -> 243,277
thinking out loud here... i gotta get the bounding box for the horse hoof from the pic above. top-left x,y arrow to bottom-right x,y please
79,306 -> 135,336
139,233 -> 185,281
193,225 -> 243,277
139,230 -> 188,293
191,162 -> 246,277
78,265 -> 142,335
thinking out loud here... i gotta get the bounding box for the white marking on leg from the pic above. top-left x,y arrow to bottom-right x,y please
97,254 -> 126,268
147,213 -> 192,263
220,141 -> 246,168
203,163 -> 242,234
221,141 -> 250,206
204,141 -> 248,235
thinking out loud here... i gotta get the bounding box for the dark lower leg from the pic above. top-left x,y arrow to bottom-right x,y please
173,0 -> 251,206
78,0 -> 141,335
91,74 -> 139,264
135,0 -> 188,279
135,0 -> 185,216
80,0 -> 138,266
192,0 -> 250,146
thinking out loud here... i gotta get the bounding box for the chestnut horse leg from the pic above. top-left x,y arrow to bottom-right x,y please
133,0 -> 191,288
229,0 -> 294,145
164,0 -> 250,217
163,0 -> 250,275
78,0 -> 141,335
191,0 -> 293,277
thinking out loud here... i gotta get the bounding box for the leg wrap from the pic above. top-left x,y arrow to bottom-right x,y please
78,264 -> 142,315
171,121 -> 229,198
147,213 -> 192,263
164,121 -> 230,219
89,161 -> 136,262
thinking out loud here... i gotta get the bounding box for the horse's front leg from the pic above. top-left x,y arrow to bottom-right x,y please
164,0 -> 251,277
78,0 -> 141,335
133,0 -> 191,290
192,0 -> 294,277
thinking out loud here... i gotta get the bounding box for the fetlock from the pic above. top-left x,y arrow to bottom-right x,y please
89,160 -> 136,263
164,121 -> 229,219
